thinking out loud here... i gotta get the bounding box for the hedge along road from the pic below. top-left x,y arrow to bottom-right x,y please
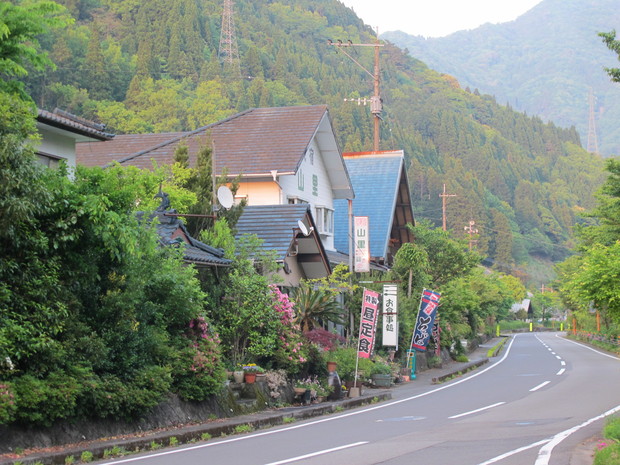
93,333 -> 620,465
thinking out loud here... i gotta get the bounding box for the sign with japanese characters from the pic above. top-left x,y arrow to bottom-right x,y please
354,216 -> 370,273
382,284 -> 398,347
411,289 -> 441,351
357,288 -> 380,358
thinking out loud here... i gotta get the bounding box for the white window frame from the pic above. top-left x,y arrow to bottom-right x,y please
315,206 -> 334,235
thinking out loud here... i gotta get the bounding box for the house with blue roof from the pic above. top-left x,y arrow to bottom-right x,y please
333,150 -> 415,269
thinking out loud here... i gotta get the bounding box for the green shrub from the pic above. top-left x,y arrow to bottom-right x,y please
89,366 -> 171,420
604,417 -> 620,441
455,355 -> 469,363
0,383 -> 17,425
234,424 -> 254,434
328,347 -> 374,381
80,451 -> 93,463
13,372 -> 82,426
594,443 -> 620,465
370,362 -> 392,375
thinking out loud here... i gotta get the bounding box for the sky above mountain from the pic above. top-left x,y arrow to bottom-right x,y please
340,0 -> 543,37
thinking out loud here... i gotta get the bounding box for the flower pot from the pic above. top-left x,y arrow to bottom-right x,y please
255,373 -> 266,382
233,371 -> 244,383
244,372 -> 256,384
293,387 -> 307,396
371,373 -> 392,387
327,361 -> 337,373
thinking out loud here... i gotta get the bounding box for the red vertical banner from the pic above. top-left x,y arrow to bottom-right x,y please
357,288 -> 380,359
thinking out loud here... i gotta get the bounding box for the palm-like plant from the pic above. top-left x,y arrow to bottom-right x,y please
291,284 -> 343,332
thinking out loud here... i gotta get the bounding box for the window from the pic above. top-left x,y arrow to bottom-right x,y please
298,168 -> 304,191
315,206 -> 333,234
36,152 -> 62,169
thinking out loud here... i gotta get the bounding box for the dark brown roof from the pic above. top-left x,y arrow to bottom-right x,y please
78,132 -> 186,167
76,105 -> 330,176
37,109 -> 114,141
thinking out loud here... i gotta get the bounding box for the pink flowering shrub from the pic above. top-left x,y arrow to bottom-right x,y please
172,316 -> 226,401
269,285 -> 309,375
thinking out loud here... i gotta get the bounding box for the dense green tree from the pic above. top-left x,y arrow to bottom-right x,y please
0,0 -> 72,98
599,30 -> 620,83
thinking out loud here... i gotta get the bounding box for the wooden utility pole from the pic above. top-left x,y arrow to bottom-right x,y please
439,184 -> 456,231
329,37 -> 384,151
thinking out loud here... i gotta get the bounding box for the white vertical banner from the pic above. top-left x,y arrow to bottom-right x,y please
354,216 -> 370,272
382,284 -> 398,347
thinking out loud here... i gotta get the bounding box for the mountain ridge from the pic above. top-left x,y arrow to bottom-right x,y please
383,0 -> 620,156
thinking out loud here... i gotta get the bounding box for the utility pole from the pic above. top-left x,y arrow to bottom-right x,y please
439,184 -> 456,231
329,36 -> 384,151
464,220 -> 478,251
587,88 -> 599,154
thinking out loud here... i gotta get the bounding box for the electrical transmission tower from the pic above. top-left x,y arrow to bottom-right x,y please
218,0 -> 241,77
587,88 -> 599,154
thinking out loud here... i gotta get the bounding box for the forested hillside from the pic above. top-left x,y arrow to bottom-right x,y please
21,0 -> 607,285
383,0 -> 620,157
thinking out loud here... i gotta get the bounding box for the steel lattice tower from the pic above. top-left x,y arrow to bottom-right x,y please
218,0 -> 240,77
587,88 -> 599,154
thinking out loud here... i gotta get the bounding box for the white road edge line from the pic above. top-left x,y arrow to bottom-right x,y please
530,381 -> 550,392
264,441 -> 368,465
535,404 -> 620,465
556,334 -> 620,360
449,402 -> 505,419
476,439 -> 550,465
556,368 -> 565,376
97,336 -> 522,465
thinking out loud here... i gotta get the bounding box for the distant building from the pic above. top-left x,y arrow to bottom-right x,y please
36,109 -> 113,174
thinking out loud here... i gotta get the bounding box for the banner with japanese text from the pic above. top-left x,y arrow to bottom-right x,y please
354,216 -> 370,273
382,284 -> 398,347
411,289 -> 441,351
357,288 -> 380,358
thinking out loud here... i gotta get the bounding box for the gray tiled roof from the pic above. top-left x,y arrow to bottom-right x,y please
138,211 -> 232,267
37,109 -> 114,141
235,204 -> 313,260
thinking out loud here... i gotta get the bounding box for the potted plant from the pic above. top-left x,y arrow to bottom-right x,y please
233,364 -> 245,383
370,362 -> 393,387
242,363 -> 263,384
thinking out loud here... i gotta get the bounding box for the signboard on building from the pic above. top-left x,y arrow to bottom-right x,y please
354,216 -> 370,273
382,284 -> 398,347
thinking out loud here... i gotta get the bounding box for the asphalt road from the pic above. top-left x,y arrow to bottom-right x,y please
94,333 -> 620,465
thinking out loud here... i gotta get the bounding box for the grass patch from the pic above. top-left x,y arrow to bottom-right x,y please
80,451 -> 94,463
201,432 -> 212,441
594,416 -> 620,465
283,416 -> 295,424
487,337 -> 508,358
234,424 -> 254,434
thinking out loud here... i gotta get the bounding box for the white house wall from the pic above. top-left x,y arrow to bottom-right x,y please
278,139 -> 335,251
34,126 -> 76,170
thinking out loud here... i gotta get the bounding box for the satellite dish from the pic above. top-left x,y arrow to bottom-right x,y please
217,186 -> 234,210
297,220 -> 310,236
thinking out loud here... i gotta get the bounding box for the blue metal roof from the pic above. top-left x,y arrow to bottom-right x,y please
334,153 -> 404,260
